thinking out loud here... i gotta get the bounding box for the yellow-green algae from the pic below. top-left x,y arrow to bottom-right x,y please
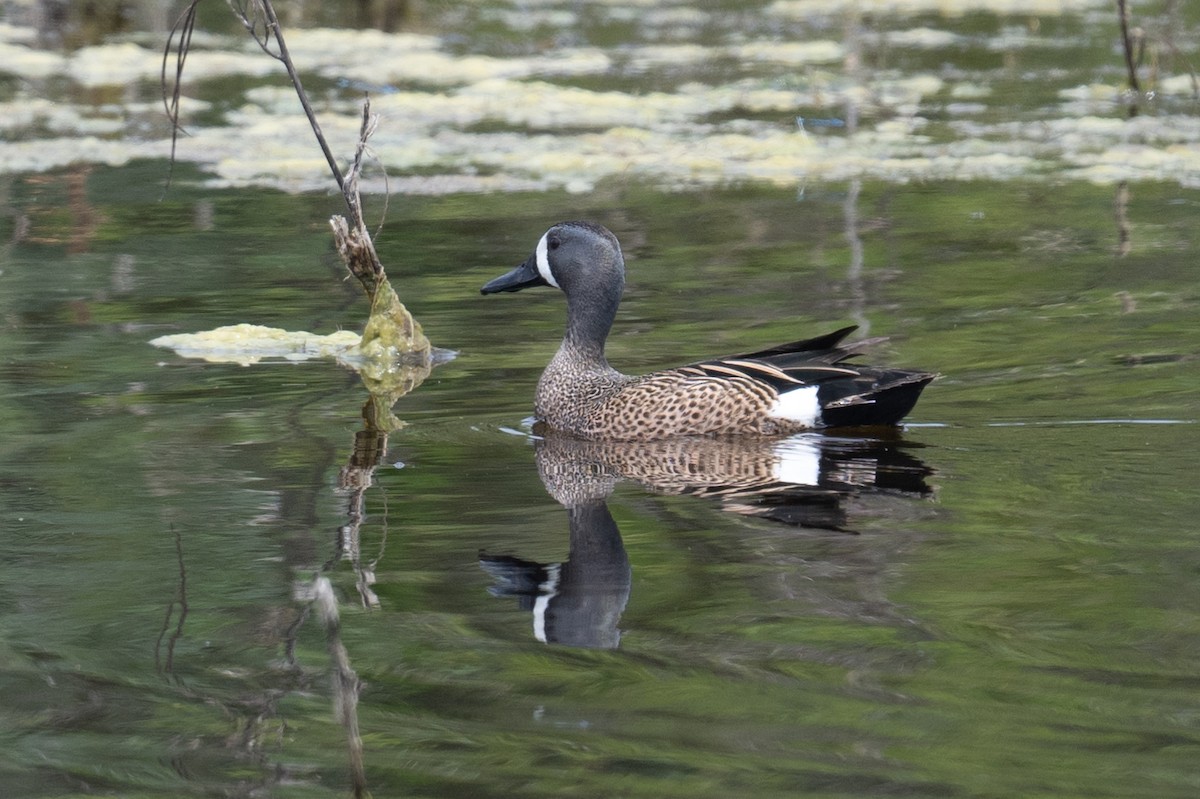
150,324 -> 362,366
767,0 -> 1106,17
150,321 -> 439,432
1,5 -> 1197,191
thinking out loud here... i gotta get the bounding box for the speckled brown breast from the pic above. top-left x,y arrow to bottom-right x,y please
536,364 -> 799,441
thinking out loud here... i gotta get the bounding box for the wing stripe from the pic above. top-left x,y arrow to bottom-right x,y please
720,359 -> 805,383
699,363 -> 756,379
783,365 -> 862,377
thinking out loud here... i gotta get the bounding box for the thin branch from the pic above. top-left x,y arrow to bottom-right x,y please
342,99 -> 391,241
1116,0 -> 1141,117
331,101 -> 387,296
258,0 -> 346,192
166,0 -> 347,196
228,0 -> 277,58
163,1 -> 392,241
160,0 -> 201,193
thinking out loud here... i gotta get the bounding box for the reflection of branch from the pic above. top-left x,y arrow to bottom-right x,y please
154,524 -> 189,678
332,396 -> 398,607
283,603 -> 310,670
1158,1 -> 1199,103
1114,181 -> 1132,257
314,577 -> 368,799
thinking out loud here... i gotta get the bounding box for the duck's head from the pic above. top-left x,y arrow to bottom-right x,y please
481,221 -> 625,299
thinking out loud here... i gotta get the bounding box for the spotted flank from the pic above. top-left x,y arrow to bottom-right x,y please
482,221 -> 936,441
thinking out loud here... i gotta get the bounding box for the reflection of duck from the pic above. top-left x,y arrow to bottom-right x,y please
481,221 -> 935,440
480,499 -> 630,650
480,431 -> 933,648
532,428 -> 932,529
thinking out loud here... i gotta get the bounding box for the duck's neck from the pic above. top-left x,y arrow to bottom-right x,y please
558,287 -> 620,369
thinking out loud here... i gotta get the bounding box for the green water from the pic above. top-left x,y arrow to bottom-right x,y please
3,0 -> 1200,796
2,175 -> 1198,798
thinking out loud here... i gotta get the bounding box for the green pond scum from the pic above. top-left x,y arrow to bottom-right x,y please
0,0 -> 1197,191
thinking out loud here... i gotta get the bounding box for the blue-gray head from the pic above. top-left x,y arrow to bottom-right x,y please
482,222 -> 627,356
481,221 -> 625,300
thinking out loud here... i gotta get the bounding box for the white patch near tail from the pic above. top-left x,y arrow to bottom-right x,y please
531,563 -> 562,643
768,385 -> 822,428
772,434 -> 822,486
535,232 -> 560,288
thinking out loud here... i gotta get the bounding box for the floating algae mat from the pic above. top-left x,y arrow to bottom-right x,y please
150,324 -> 363,366
3,3 -> 1198,191
150,319 -> 451,412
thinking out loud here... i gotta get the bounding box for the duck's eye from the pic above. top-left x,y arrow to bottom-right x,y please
547,236 -> 561,251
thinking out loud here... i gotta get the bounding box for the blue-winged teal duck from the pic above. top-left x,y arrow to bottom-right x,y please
482,221 -> 935,440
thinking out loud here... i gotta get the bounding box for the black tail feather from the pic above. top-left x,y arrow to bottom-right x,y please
734,325 -> 859,361
819,373 -> 936,428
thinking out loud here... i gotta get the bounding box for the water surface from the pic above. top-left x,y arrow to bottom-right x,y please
2,1 -> 1200,797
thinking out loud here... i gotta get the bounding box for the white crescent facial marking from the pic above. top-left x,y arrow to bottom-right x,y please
768,385 -> 822,428
535,232 -> 560,289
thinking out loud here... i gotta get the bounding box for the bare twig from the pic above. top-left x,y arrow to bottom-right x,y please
1116,0 -> 1142,117
164,0 -> 346,194
160,0 -> 201,192
332,101 -> 386,295
255,0 -> 346,192
228,0 -> 273,53
1114,0 -> 1141,256
161,0 -> 411,309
